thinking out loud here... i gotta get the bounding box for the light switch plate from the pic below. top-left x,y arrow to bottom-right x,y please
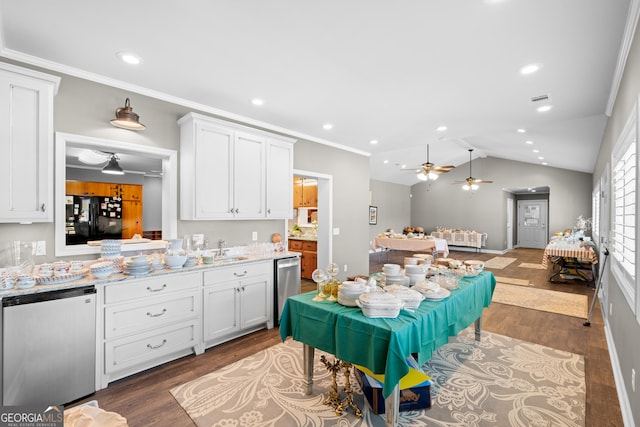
35,240 -> 46,256
252,231 -> 258,241
333,228 -> 340,235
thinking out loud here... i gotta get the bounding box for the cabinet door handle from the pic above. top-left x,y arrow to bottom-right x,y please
236,287 -> 241,293
235,208 -> 240,214
146,284 -> 167,292
147,308 -> 167,317
41,203 -> 46,212
241,286 -> 245,291
147,339 -> 167,349
267,208 -> 271,214
233,271 -> 248,277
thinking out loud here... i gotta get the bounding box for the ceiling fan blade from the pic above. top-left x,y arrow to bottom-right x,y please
474,179 -> 493,184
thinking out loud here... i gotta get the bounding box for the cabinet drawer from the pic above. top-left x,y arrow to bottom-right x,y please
104,321 -> 199,374
288,240 -> 303,251
104,272 -> 201,304
104,291 -> 200,339
203,261 -> 271,284
302,241 -> 317,252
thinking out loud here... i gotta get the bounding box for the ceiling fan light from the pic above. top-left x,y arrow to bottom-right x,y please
471,184 -> 479,190
110,98 -> 146,130
428,172 -> 439,180
462,184 -> 470,191
102,154 -> 125,175
417,172 -> 428,181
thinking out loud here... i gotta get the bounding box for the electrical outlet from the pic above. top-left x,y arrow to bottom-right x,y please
252,231 -> 258,241
333,228 -> 340,235
632,368 -> 636,392
35,240 -> 46,256
343,264 -> 348,272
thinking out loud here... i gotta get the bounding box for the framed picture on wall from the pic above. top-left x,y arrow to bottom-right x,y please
369,206 -> 378,225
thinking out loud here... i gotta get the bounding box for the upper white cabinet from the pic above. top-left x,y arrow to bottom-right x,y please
178,113 -> 295,220
0,63 -> 60,223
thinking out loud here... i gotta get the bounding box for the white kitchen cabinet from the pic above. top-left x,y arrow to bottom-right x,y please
100,271 -> 202,388
203,260 -> 273,347
178,112 -> 295,220
0,63 -> 59,223
266,137 -> 294,219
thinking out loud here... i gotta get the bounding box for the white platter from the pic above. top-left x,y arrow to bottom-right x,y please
422,288 -> 451,301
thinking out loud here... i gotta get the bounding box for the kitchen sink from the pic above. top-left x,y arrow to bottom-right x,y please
215,256 -> 249,263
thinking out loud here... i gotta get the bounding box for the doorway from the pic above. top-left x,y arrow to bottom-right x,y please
517,199 -> 549,249
292,169 -> 333,274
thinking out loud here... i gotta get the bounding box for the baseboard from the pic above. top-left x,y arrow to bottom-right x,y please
602,299 -> 636,427
447,246 -> 507,255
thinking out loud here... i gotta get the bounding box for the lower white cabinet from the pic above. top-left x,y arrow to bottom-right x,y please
203,260 -> 273,347
100,271 -> 202,387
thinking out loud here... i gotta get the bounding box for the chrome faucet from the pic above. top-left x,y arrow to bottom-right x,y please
217,239 -> 227,258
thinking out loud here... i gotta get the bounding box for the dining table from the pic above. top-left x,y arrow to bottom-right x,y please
279,271 -> 496,426
541,238 -> 598,283
372,235 -> 449,257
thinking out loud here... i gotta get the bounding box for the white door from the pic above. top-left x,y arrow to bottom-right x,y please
517,199 -> 548,248
506,198 -> 514,249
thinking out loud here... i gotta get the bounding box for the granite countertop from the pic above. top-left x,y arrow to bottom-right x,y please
0,251 -> 300,298
288,235 -> 317,241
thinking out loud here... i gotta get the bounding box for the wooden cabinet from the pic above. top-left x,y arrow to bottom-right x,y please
178,112 -> 295,220
289,239 -> 317,279
122,200 -> 142,238
100,271 -> 202,387
203,261 -> 273,348
0,63 -> 59,223
293,177 -> 318,208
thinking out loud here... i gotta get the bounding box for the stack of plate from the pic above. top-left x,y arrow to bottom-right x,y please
97,256 -> 124,273
123,256 -> 152,276
183,254 -> 197,267
100,240 -> 122,258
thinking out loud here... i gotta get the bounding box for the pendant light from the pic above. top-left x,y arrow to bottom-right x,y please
110,98 -> 146,130
102,153 -> 125,175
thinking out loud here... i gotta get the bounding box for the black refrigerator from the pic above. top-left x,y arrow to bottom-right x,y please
65,196 -> 122,245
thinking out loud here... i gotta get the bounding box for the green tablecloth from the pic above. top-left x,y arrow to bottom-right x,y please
279,271 -> 496,398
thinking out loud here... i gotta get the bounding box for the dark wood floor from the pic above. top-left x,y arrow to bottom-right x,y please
70,247 -> 623,426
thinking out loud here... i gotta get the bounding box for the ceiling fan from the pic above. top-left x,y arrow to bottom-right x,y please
413,144 -> 455,181
455,149 -> 493,190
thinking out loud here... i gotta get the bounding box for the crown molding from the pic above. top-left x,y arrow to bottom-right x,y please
0,46 -> 370,158
606,0 -> 640,116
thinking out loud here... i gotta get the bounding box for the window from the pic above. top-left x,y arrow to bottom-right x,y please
610,101 -> 637,315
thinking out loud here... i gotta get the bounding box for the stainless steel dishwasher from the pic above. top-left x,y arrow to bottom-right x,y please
274,256 -> 301,325
2,285 -> 96,406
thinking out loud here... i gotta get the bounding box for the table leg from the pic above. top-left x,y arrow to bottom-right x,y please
384,383 -> 400,427
303,344 -> 315,395
474,316 -> 482,341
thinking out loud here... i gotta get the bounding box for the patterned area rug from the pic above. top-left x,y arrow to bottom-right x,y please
519,262 -> 546,270
171,329 -> 585,427
483,257 -> 517,269
492,283 -> 588,318
494,276 -> 532,287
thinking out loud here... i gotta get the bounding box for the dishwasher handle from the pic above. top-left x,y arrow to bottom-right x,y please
2,285 -> 96,307
277,258 -> 300,269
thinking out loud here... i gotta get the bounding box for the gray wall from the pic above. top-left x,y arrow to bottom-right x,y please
593,14 -> 640,424
0,58 -> 370,275
293,140 -> 371,277
368,180 -> 411,244
410,156 -> 592,251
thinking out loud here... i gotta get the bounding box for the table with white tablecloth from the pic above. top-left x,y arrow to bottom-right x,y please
431,230 -> 487,250
372,236 -> 449,257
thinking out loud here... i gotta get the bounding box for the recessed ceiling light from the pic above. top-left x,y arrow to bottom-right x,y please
400,164 -> 407,169
537,105 -> 552,112
116,52 -> 143,65
323,123 -> 333,130
436,125 -> 447,132
517,128 -> 526,133
531,189 -> 537,192
533,149 -> 540,153
251,98 -> 264,106
538,156 -> 544,160
525,140 -> 534,145
542,162 -> 548,166
520,63 -> 542,75
383,160 -> 389,164
370,139 -> 379,145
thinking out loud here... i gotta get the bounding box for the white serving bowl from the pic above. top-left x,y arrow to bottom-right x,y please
91,268 -> 113,280
404,264 -> 424,274
164,254 -> 187,269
